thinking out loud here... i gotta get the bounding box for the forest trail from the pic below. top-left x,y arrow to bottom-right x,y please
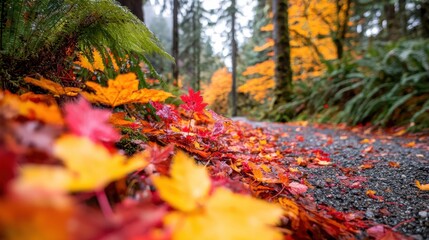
235,118 -> 429,239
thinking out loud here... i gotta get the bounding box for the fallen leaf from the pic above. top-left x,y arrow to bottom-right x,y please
152,151 -> 211,212
362,145 -> 373,154
24,76 -> 81,97
0,185 -> 73,240
164,188 -> 283,240
404,141 -> 415,148
415,180 -> 429,191
367,224 -> 410,240
17,135 -> 149,192
366,190 -> 384,201
288,182 -> 308,195
360,138 -> 375,144
64,97 -> 119,143
359,163 -> 374,170
151,102 -> 180,125
83,73 -> 173,107
109,112 -> 136,127
295,135 -> 304,142
388,161 -> 400,168
1,91 -> 63,124
154,151 -> 283,240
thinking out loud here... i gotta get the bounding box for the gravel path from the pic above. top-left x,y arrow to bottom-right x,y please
252,121 -> 429,239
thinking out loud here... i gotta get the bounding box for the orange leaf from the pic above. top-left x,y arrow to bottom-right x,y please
109,112 -> 136,127
359,163 -> 374,170
0,91 -> 63,125
0,186 -> 73,240
415,180 -> 429,191
388,161 -> 400,168
24,76 -> 81,97
82,73 -> 173,107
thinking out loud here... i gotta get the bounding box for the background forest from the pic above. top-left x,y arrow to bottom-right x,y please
122,0 -> 429,131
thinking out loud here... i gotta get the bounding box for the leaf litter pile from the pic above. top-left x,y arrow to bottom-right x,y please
1,73 -> 428,239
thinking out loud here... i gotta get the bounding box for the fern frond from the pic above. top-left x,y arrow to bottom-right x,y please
1,0 -> 171,89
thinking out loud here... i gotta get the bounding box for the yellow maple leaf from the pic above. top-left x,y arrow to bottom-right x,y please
153,151 -> 283,240
24,76 -> 81,97
152,151 -> 211,212
82,73 -> 173,107
415,180 -> 429,191
54,135 -> 149,191
0,91 -> 63,125
15,165 -> 74,191
165,188 -> 283,240
16,135 -> 149,192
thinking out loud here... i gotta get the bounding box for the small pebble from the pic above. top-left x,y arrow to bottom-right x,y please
365,209 -> 374,218
418,211 -> 428,218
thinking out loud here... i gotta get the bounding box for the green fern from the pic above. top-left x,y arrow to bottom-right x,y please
0,0 -> 171,90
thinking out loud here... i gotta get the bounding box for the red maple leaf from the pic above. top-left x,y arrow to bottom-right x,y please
180,89 -> 207,114
64,97 -> 120,143
151,101 -> 180,125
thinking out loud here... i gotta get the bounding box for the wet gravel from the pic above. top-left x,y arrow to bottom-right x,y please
259,122 -> 429,239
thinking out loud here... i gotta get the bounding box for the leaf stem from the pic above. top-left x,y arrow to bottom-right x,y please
96,190 -> 114,219
188,110 -> 194,133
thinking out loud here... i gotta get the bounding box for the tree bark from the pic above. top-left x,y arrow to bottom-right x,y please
272,0 -> 292,109
172,0 -> 179,87
398,0 -> 407,36
383,2 -> 398,40
334,0 -> 351,59
420,1 -> 429,38
117,0 -> 144,22
231,0 -> 237,116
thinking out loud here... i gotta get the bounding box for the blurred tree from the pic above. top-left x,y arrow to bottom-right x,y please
172,0 -> 179,86
240,0 -> 271,68
202,67 -> 232,115
271,0 -> 292,110
218,0 -> 238,116
180,0 -> 203,90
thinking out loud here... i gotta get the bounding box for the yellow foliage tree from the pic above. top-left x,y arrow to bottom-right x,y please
238,60 -> 275,103
202,68 -> 232,114
240,0 -> 352,102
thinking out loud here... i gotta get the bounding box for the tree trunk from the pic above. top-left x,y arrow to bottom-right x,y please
196,0 -> 201,91
334,0 -> 351,59
398,0 -> 407,36
117,0 -> 144,22
383,2 -> 398,40
272,0 -> 292,109
172,0 -> 179,87
420,1 -> 429,38
231,0 -> 237,116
